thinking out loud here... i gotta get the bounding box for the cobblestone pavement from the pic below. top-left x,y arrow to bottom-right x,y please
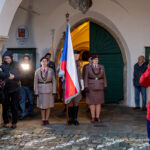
0,104 -> 149,150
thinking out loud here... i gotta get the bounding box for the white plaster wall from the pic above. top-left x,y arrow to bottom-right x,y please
0,0 -> 22,36
1,0 -> 150,107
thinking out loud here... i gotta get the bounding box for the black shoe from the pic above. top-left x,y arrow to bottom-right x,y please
68,119 -> 73,125
11,124 -> 17,129
19,115 -> 26,120
73,106 -> 79,126
133,107 -> 140,110
68,107 -> 73,125
74,119 -> 79,125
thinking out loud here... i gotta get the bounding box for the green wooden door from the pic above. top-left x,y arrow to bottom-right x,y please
145,47 -> 150,62
90,22 -> 124,103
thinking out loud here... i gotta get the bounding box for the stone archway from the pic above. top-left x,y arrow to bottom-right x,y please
54,11 -> 131,106
0,0 -> 23,59
0,0 -> 23,37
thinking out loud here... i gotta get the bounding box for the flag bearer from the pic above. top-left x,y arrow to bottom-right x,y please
68,50 -> 84,125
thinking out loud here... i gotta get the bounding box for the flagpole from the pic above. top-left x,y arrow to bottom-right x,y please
66,104 -> 69,125
66,12 -> 70,125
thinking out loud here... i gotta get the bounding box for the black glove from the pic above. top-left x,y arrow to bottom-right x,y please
85,88 -> 89,93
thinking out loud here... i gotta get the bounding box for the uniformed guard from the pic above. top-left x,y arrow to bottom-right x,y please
68,50 -> 84,125
84,55 -> 107,123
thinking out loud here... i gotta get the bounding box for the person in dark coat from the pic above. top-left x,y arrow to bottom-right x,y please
44,53 -> 56,74
133,56 -> 147,110
68,50 -> 84,126
19,55 -> 34,119
0,67 -> 10,79
84,55 -> 107,123
1,51 -> 22,129
0,66 -> 10,104
0,67 -> 10,126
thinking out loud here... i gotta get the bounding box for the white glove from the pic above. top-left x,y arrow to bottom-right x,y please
80,79 -> 84,91
59,70 -> 64,77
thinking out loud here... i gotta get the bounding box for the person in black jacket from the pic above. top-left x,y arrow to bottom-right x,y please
0,66 -> 10,104
133,56 -> 147,111
1,51 -> 21,129
19,55 -> 34,119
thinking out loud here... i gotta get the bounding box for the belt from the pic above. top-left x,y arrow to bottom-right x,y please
89,77 -> 102,80
38,81 -> 52,84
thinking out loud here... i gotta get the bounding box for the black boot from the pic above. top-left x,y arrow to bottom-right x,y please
68,107 -> 73,125
73,106 -> 79,125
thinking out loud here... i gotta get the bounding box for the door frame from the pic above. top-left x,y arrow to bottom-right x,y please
7,48 -> 36,70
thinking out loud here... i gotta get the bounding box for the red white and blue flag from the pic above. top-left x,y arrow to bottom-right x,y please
59,24 -> 80,104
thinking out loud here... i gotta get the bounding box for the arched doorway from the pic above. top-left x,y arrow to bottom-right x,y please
56,21 -> 124,104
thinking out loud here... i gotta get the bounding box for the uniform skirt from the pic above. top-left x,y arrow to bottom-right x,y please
86,90 -> 104,105
37,93 -> 54,109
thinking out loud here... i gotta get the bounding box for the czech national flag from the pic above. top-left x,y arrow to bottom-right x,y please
59,24 -> 80,104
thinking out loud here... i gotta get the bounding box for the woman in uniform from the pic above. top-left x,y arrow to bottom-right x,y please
34,57 -> 56,125
84,55 -> 107,123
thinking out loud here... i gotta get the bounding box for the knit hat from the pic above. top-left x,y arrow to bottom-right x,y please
3,51 -> 13,59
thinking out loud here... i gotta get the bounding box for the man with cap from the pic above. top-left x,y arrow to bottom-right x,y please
1,51 -> 22,129
44,53 -> 56,74
68,50 -> 84,125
